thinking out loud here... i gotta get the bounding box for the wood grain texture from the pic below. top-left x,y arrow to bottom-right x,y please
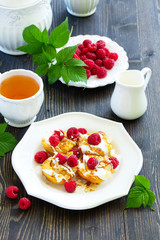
0,0 -> 160,239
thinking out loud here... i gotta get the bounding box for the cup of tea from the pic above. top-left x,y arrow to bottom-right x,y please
0,69 -> 44,127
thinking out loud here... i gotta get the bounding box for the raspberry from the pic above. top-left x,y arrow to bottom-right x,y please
83,39 -> 92,47
91,64 -> 99,75
34,151 -> 48,164
109,157 -> 119,169
88,43 -> 97,52
75,48 -> 81,56
54,130 -> 65,140
85,69 -> 91,79
97,67 -> 107,78
86,52 -> 97,61
81,48 -> 89,55
70,148 -> 81,158
87,157 -> 99,169
96,40 -> 106,49
78,128 -> 87,134
104,47 -> 110,57
81,55 -> 87,61
5,186 -> 19,199
49,134 -> 60,147
78,44 -> 84,51
109,52 -> 119,61
96,49 -> 106,59
103,58 -> 114,70
84,59 -> 94,70
56,153 -> 67,164
64,181 -> 77,193
19,197 -> 31,210
67,127 -> 79,140
88,133 -> 101,145
73,53 -> 80,59
67,155 -> 78,167
95,59 -> 102,67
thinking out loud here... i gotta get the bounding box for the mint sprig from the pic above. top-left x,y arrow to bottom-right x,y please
0,123 -> 18,157
18,18 -> 87,86
125,175 -> 156,210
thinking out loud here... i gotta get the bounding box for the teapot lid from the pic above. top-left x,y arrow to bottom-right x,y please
0,0 -> 41,9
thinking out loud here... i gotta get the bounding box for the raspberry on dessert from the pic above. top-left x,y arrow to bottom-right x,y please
49,134 -> 60,147
78,44 -> 84,51
5,186 -> 19,199
97,67 -> 107,78
54,130 -> 65,141
83,39 -> 92,47
64,180 -> 77,193
91,64 -> 99,75
85,69 -> 91,79
103,58 -> 114,70
109,157 -> 119,169
67,155 -> 78,167
88,133 -> 101,145
81,48 -> 89,55
96,49 -> 106,59
56,152 -> 67,164
78,128 -> 87,134
67,127 -> 79,140
87,157 -> 99,169
34,151 -> 48,164
84,59 -> 94,70
96,40 -> 106,49
81,55 -> 87,61
70,148 -> 81,158
73,53 -> 80,59
88,43 -> 97,52
95,59 -> 103,67
19,197 -> 31,210
109,52 -> 119,61
86,52 -> 97,61
104,48 -> 110,57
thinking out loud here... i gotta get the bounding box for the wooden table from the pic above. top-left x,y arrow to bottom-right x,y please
0,0 -> 160,239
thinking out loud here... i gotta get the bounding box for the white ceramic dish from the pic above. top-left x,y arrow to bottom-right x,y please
11,112 -> 143,210
59,35 -> 129,88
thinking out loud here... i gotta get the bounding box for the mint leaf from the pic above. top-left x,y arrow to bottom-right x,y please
42,45 -> 56,62
125,186 -> 148,209
134,175 -> 150,189
23,24 -> 44,44
49,18 -> 70,48
48,63 -> 63,84
0,123 -> 8,133
33,53 -> 49,65
0,128 -> 18,157
56,45 -> 78,63
146,189 -> 156,210
42,28 -> 48,43
61,66 -> 70,86
35,64 -> 49,76
66,58 -> 87,67
18,43 -> 44,55
66,66 -> 87,84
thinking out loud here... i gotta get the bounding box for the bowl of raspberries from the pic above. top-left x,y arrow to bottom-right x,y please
59,35 -> 129,88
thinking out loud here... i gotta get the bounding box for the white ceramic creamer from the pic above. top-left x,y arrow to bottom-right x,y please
110,68 -> 152,120
0,0 -> 52,55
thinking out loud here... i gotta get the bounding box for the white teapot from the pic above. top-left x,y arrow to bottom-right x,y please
0,0 -> 52,55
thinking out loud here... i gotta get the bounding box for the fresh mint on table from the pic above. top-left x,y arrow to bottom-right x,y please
0,123 -> 18,157
125,175 -> 156,210
18,18 -> 87,85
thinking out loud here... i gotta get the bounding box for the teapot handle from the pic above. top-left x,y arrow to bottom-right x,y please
141,67 -> 152,90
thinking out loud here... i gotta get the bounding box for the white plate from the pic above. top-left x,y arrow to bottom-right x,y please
59,35 -> 129,88
11,112 -> 143,210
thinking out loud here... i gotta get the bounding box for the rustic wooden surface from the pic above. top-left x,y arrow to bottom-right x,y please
0,0 -> 160,239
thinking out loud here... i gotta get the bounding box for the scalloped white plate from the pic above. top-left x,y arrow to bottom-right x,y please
59,35 -> 129,88
11,112 -> 143,210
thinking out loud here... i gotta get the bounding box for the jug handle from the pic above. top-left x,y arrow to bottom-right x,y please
141,67 -> 152,90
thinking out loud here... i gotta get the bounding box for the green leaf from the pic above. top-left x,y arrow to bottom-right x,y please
35,64 -> 49,76
61,66 -> 70,86
0,123 -> 8,134
49,18 -> 70,48
146,189 -> 156,210
42,28 -> 48,43
125,186 -> 148,209
66,66 -> 87,84
66,58 -> 87,67
0,132 -> 18,157
33,53 -> 49,65
48,63 -> 63,84
42,45 -> 56,62
22,24 -> 44,44
18,43 -> 44,55
56,45 -> 78,63
134,175 -> 150,190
